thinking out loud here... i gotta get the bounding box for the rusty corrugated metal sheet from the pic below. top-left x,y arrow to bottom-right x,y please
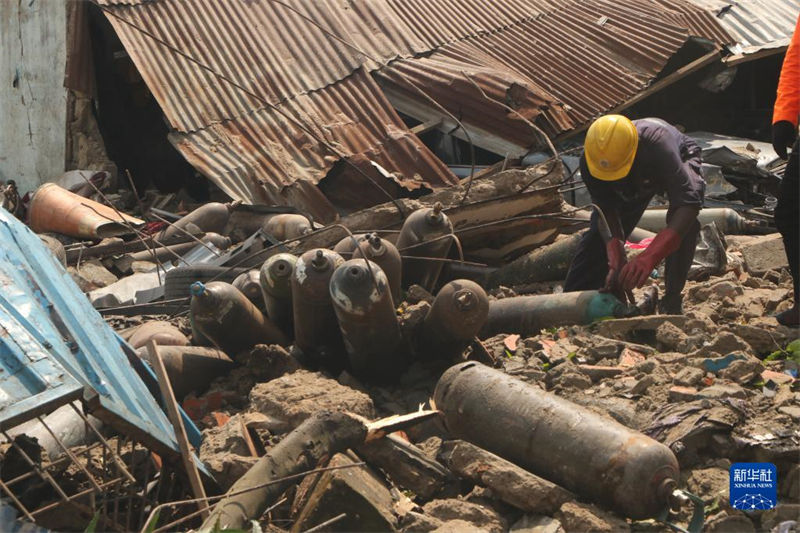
170,69 -> 457,221
686,0 -> 800,58
98,0 -> 730,216
380,0 -> 722,150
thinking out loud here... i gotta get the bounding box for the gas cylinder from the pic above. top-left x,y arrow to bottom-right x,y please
130,232 -> 231,263
330,259 -> 403,381
128,321 -> 189,349
420,280 -> 488,360
481,290 -> 629,338
190,281 -> 288,354
233,270 -> 264,310
434,362 -> 680,519
637,208 -> 766,235
353,233 -> 402,304
162,202 -> 234,240
292,249 -> 346,367
262,214 -> 312,241
259,253 -> 297,338
332,233 -> 367,256
395,202 -> 454,291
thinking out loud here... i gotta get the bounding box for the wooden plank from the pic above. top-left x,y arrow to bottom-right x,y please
147,340 -> 210,519
410,118 -> 443,135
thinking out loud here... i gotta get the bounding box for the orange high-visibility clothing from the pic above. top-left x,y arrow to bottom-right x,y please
774,14 -> 800,126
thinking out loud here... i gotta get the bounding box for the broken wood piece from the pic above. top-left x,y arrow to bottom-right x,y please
239,417 -> 259,458
364,409 -> 440,442
199,411 -> 368,531
147,340 -> 210,520
358,432 -> 452,500
439,440 -> 573,514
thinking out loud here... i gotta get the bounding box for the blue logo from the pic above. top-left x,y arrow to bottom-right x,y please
730,463 -> 777,511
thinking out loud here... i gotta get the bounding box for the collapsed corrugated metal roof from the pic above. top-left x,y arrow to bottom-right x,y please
96,0 -> 731,217
687,0 -> 800,63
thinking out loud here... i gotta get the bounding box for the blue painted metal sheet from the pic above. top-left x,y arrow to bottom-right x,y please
0,209 -> 181,454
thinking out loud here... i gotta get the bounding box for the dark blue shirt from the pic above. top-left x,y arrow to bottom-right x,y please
580,118 -> 705,209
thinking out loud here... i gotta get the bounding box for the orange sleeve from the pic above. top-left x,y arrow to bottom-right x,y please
773,14 -> 800,126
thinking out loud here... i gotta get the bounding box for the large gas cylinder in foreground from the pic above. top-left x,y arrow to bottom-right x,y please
420,279 -> 488,360
434,362 -> 680,519
395,202 -> 453,291
190,281 -> 288,354
637,208 -> 765,235
353,234 -> 402,304
292,249 -> 346,367
259,253 -> 297,337
482,290 -> 628,338
330,259 -> 404,381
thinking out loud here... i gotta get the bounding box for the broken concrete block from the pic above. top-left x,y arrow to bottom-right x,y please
686,467 -> 730,512
68,259 -> 118,291
511,515 -> 565,533
762,369 -> 795,386
729,324 -> 787,355
249,370 -> 375,430
556,501 -> 629,532
422,499 -> 506,533
693,333 -> 752,358
399,511 -> 443,533
698,383 -> 748,400
740,234 -> 789,275
778,405 -> 800,421
431,520 -> 485,533
705,512 -> 755,533
439,440 -> 573,515
669,385 -> 699,402
358,433 -> 452,500
673,367 -> 705,387
593,315 -> 686,339
577,364 -> 624,382
655,321 -> 687,350
719,358 -> 763,383
760,504 -> 800,531
293,453 -> 398,532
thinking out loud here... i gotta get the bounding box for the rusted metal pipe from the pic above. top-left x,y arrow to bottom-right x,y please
420,280 -> 488,361
481,290 -> 630,338
190,281 -> 288,354
353,233 -> 402,304
259,253 -> 297,338
433,362 -> 680,519
330,259 -> 404,381
161,202 -> 235,240
28,183 -> 145,239
292,249 -> 345,367
395,202 -> 453,291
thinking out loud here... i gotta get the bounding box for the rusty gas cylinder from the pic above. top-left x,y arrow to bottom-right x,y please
353,233 -> 402,304
395,202 -> 453,291
420,279 -> 488,360
259,253 -> 297,338
162,202 -> 234,240
233,270 -> 264,310
190,281 -> 288,354
330,259 -> 403,381
332,233 -> 367,256
262,214 -> 312,241
434,362 -> 680,519
292,249 -> 346,367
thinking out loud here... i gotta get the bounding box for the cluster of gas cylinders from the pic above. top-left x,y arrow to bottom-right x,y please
189,203 -> 490,382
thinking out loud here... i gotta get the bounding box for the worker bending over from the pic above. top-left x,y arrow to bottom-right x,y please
564,115 -> 705,314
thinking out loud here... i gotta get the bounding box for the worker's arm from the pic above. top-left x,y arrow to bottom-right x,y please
773,14 -> 800,159
618,206 -> 698,289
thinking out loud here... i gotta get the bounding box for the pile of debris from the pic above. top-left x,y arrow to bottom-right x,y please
0,159 -> 797,533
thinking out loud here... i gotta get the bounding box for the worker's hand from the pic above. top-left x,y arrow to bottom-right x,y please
619,254 -> 658,290
619,228 -> 682,290
603,238 -> 627,293
772,120 -> 797,159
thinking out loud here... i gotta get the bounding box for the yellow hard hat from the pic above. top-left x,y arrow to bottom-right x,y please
584,115 -> 639,181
